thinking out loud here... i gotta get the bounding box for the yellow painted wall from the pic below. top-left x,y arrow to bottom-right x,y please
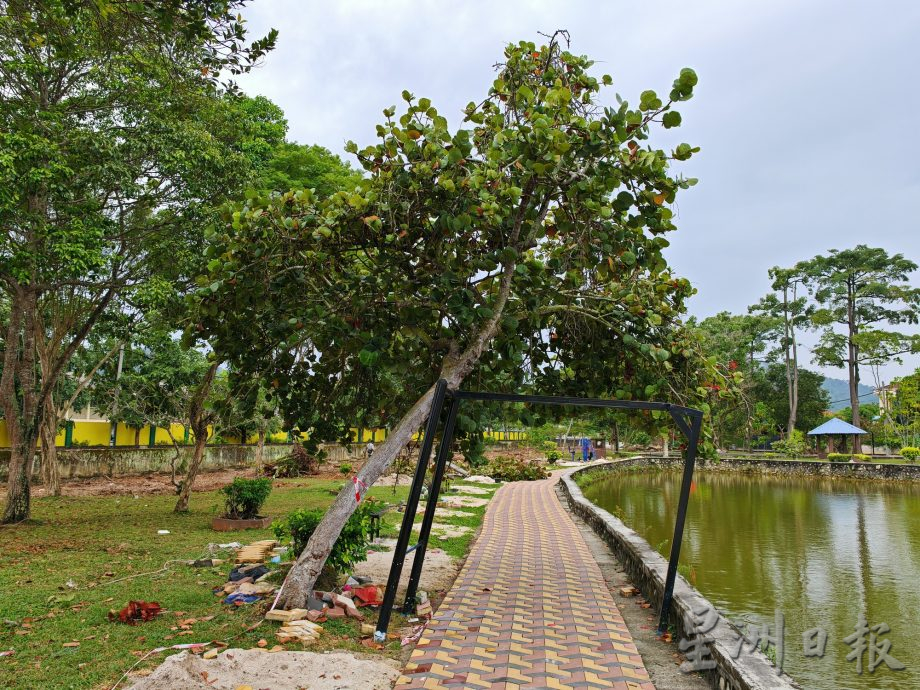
0,419 -> 524,448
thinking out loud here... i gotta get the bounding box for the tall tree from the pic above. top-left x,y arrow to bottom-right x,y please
753,364 -> 830,437
801,246 -> 920,433
0,1 -> 276,522
196,33 -> 702,606
750,265 -> 811,433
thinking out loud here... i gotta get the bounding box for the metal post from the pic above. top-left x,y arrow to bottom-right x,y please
375,380 -> 448,641
658,410 -> 702,633
403,395 -> 460,612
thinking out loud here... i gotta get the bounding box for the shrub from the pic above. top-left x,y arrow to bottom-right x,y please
339,462 -> 353,476
827,453 -> 851,463
900,447 -> 920,462
220,477 -> 272,519
485,455 -> 548,482
273,499 -> 377,572
546,449 -> 562,464
771,429 -> 807,457
273,444 -> 320,477
853,454 -> 871,462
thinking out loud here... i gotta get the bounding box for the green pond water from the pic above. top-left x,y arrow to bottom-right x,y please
582,470 -> 920,690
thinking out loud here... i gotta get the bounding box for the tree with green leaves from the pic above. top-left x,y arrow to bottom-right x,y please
259,143 -> 361,197
0,0 -> 276,522
195,32 -> 702,606
800,246 -> 920,433
750,265 -> 812,434
688,311 -> 776,448
753,364 -> 829,437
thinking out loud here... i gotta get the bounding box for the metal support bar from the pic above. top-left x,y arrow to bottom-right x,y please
403,395 -> 460,612
657,410 -> 703,633
375,380 -> 448,640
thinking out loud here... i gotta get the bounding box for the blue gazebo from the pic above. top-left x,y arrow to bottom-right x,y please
807,417 -> 867,456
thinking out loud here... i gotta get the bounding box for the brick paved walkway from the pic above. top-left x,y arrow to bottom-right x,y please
394,475 -> 655,690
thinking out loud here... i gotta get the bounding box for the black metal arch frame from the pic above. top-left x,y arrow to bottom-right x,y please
373,379 -> 703,641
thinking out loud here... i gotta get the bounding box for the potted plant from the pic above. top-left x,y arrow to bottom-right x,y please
212,477 -> 274,531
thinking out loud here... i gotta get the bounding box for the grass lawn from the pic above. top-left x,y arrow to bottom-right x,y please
0,476 -> 498,690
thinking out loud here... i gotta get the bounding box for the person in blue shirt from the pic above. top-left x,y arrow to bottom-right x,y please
580,436 -> 591,462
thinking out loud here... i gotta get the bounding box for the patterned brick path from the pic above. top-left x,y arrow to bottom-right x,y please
394,475 -> 655,690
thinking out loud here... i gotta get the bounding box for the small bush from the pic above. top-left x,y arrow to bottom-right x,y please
220,477 -> 272,519
771,429 -> 806,457
486,455 -> 549,482
546,449 -> 562,464
339,462 -> 353,476
273,499 -> 377,573
827,453 -> 851,463
900,447 -> 920,462
853,454 -> 871,462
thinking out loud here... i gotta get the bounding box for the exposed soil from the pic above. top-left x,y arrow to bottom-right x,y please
350,538 -> 460,598
483,446 -> 544,463
129,648 -> 400,690
30,467 -> 351,499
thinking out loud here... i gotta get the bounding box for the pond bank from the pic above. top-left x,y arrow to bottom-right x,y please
561,462 -> 800,690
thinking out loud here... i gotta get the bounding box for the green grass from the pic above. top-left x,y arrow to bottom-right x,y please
410,480 -> 499,560
0,478 -> 438,690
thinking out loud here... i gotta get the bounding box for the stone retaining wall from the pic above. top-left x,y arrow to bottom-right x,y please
561,462 -> 801,690
639,455 -> 920,481
0,442 -> 369,483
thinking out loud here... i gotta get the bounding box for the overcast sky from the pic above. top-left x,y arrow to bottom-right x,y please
235,0 -> 920,384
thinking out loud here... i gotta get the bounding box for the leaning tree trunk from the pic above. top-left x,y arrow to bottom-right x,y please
174,362 -> 219,513
277,259 -> 518,609
39,395 -> 61,496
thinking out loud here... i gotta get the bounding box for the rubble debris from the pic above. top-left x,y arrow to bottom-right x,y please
264,608 -> 309,623
351,585 -> 383,607
234,540 -> 278,564
109,601 -> 162,625
188,558 -> 224,568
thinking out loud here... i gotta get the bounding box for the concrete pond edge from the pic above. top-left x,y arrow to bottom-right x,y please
560,460 -> 801,690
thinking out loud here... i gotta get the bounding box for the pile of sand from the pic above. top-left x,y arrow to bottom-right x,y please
129,649 -> 399,690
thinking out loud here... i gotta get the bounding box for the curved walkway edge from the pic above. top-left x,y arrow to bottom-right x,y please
394,474 -> 655,690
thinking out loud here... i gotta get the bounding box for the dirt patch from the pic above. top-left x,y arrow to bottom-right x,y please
374,473 -> 414,487
351,539 -> 459,597
440,495 -> 489,508
453,485 -> 491,495
31,468 -> 263,498
429,523 -> 473,539
413,508 -> 475,519
129,649 -> 400,690
465,475 -> 496,484
484,446 -> 544,463
30,467 -> 357,498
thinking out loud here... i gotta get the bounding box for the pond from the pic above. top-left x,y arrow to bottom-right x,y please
582,469 -> 920,690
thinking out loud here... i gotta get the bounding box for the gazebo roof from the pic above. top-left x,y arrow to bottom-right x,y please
807,417 -> 867,436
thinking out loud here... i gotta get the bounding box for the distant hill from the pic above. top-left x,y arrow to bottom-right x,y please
821,376 -> 878,411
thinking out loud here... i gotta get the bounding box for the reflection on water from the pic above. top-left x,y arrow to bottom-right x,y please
582,470 -> 920,690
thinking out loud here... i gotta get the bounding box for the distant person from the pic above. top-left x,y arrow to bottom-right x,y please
580,436 -> 590,463
366,441 -> 375,458
588,448 -> 594,462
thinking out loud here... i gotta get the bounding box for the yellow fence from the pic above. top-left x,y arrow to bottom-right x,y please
0,420 -> 392,449
0,420 -> 522,448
